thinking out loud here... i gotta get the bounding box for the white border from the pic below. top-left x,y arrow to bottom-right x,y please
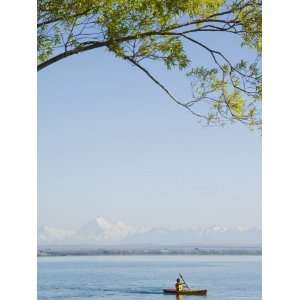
263,0 -> 300,299
0,1 -> 37,299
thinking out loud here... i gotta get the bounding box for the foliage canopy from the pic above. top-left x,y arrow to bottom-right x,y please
38,0 -> 262,128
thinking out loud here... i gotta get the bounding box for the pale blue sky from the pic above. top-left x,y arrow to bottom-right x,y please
38,32 -> 261,230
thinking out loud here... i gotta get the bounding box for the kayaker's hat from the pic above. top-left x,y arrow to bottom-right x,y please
176,278 -> 180,282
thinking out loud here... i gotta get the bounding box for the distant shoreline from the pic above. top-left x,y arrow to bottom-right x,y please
38,246 -> 261,257
38,253 -> 262,257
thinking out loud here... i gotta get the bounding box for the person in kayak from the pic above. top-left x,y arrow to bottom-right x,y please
175,278 -> 185,292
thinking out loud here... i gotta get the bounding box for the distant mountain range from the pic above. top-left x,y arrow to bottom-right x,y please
38,216 -> 261,246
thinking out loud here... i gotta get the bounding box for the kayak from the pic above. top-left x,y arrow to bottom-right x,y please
163,288 -> 207,296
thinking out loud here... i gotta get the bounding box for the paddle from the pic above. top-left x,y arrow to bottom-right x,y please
179,273 -> 190,289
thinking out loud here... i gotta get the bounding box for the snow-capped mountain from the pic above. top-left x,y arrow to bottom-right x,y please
123,225 -> 261,245
38,226 -> 75,244
38,216 -> 261,246
75,216 -> 136,243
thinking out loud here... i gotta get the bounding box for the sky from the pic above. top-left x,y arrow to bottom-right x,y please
38,31 -> 261,231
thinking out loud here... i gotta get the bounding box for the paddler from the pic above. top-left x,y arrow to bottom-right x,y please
175,278 -> 184,292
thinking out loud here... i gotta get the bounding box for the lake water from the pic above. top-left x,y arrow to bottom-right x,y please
38,255 -> 261,300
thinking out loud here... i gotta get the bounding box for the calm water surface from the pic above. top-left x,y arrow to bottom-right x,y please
38,255 -> 261,300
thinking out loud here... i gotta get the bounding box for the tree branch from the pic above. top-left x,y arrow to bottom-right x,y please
37,19 -> 241,71
38,41 -> 108,71
123,56 -> 208,121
